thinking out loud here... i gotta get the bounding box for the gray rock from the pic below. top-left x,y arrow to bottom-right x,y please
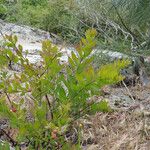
0,19 -> 74,64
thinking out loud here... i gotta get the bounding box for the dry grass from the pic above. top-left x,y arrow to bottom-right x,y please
80,110 -> 150,150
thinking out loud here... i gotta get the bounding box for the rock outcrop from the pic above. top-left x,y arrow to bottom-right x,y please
0,19 -> 71,64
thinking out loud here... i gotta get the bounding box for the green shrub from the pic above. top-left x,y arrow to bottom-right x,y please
0,0 -> 7,19
2,0 -> 150,50
0,29 -> 129,149
2,0 -> 86,43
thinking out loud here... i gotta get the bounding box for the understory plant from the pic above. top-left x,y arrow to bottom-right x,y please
0,29 -> 129,149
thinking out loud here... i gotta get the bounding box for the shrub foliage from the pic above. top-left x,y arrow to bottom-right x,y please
0,29 -> 129,149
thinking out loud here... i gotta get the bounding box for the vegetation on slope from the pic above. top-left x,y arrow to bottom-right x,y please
0,0 -> 150,149
0,29 -> 129,149
1,0 -> 150,47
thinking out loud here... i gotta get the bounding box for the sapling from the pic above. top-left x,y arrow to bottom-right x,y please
0,29 -> 130,149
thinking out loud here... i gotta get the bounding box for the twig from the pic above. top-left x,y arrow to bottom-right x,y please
122,80 -> 135,102
4,91 -> 13,107
112,4 -> 141,48
1,129 -> 18,147
45,94 -> 53,119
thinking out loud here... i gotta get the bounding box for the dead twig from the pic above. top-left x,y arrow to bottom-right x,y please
122,80 -> 135,102
0,129 -> 18,147
4,91 -> 13,108
45,94 -> 53,120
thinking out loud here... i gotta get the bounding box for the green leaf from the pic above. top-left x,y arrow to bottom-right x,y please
91,100 -> 112,113
13,35 -> 18,44
0,141 -> 10,150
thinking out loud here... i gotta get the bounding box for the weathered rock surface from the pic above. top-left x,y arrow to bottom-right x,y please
0,19 -> 135,65
0,19 -> 50,45
0,19 -> 72,64
0,19 -> 49,63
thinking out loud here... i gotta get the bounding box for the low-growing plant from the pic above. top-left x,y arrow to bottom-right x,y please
0,29 -> 129,149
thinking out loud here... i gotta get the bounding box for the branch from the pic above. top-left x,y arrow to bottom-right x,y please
112,4 -> 141,48
1,129 -> 18,147
4,91 -> 13,108
45,94 -> 53,120
122,80 -> 135,102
